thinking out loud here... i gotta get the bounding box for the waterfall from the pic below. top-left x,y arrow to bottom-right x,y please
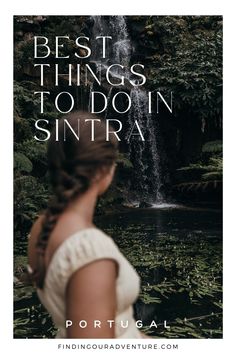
109,16 -> 131,67
90,15 -> 164,203
105,87 -> 114,119
91,16 -> 132,77
127,87 -> 163,201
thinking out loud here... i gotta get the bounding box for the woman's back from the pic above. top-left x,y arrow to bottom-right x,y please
29,224 -> 142,338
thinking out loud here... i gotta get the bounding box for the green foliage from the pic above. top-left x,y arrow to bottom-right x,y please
14,209 -> 222,338
14,175 -> 49,234
13,16 -> 222,212
177,164 -> 208,173
14,16 -> 88,77
174,140 -> 222,193
142,16 -> 222,119
177,156 -> 222,181
14,80 -> 51,237
202,140 -> 222,153
117,153 -> 133,169
201,157 -> 222,181
15,140 -> 47,166
106,215 -> 222,339
14,81 -> 41,119
120,231 -> 222,306
14,152 -> 33,173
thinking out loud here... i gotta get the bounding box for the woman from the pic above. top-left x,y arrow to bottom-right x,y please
28,111 -> 147,339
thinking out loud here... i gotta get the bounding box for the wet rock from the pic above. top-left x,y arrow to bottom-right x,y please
139,201 -> 152,208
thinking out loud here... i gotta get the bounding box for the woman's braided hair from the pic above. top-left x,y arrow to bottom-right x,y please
32,111 -> 118,289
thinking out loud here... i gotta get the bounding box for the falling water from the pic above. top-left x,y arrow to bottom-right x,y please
108,16 -> 131,68
105,87 -> 114,119
127,87 -> 163,201
91,16 -> 132,74
91,15 -> 164,202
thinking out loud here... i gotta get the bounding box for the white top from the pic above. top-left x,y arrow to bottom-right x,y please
36,228 -> 143,338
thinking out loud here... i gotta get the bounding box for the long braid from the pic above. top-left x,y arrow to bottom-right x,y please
34,169 -> 90,289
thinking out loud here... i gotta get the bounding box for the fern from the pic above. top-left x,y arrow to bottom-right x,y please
117,153 -> 133,169
202,140 -> 222,154
174,180 -> 221,192
202,172 -> 222,181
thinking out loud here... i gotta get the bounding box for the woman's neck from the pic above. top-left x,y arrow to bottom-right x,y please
64,187 -> 98,226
